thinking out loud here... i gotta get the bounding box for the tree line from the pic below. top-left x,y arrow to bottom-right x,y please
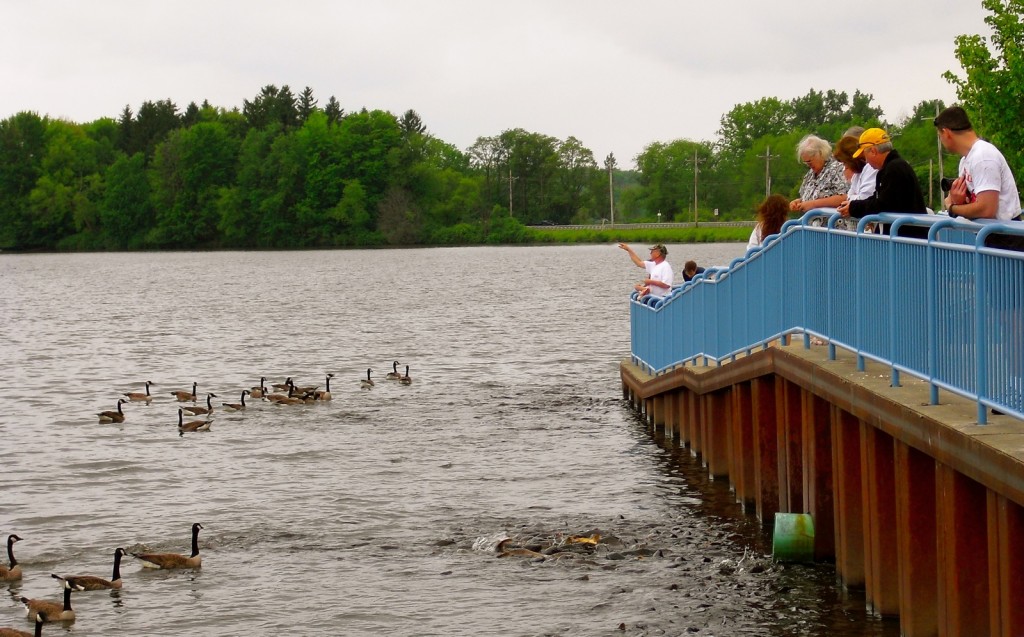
0,0 -> 1018,251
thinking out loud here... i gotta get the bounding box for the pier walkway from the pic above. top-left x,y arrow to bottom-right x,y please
621,211 -> 1024,636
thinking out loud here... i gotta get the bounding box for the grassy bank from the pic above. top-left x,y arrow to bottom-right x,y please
525,226 -> 751,244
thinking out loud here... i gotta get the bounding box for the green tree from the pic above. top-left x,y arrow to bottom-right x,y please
32,121 -> 102,241
944,0 -> 1024,182
790,88 -> 849,129
553,136 -> 597,222
399,109 -> 427,137
131,99 -> 181,159
716,97 -> 793,155
101,152 -> 152,248
324,96 -> 345,125
298,86 -> 318,123
243,85 -> 299,131
377,185 -> 423,245
0,111 -> 48,248
635,139 -> 715,221
149,121 -> 238,246
328,179 -> 373,244
498,128 -> 560,223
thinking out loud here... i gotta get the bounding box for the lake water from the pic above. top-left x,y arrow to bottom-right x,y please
0,244 -> 899,636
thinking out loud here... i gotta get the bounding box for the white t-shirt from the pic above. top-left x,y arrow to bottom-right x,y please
960,139 -> 1022,221
747,224 -> 764,251
847,164 -> 878,201
644,259 -> 674,298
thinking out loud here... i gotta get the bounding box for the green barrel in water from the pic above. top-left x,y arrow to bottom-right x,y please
772,513 -> 815,562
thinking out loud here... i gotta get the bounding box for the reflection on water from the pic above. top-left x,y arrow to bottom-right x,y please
0,245 -> 897,635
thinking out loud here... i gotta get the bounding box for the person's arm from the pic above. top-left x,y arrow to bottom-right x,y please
950,190 -> 999,219
617,243 -> 644,267
647,277 -> 670,290
795,193 -> 847,211
947,175 -> 999,219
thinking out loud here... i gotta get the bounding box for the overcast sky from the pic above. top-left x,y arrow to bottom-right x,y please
1,1 -> 993,168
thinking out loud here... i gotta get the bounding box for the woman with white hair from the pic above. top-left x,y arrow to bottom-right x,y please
789,134 -> 848,213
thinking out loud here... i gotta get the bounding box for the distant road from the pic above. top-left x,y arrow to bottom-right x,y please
528,221 -> 757,230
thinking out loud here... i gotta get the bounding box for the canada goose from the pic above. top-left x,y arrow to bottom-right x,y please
132,523 -> 203,569
266,379 -> 291,403
0,611 -> 45,637
20,579 -> 76,622
385,361 -> 402,380
399,366 -> 412,385
360,368 -> 374,389
314,373 -> 334,401
0,534 -> 22,581
123,380 -> 155,402
222,390 -> 250,411
270,383 -> 306,405
51,547 -> 126,590
171,382 -> 198,402
182,393 -> 217,416
290,377 -> 320,394
97,398 -> 128,423
177,408 -> 211,433
271,377 -> 292,391
249,377 -> 267,399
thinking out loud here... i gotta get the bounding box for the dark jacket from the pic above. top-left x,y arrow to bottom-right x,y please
847,149 -> 927,218
682,266 -> 705,282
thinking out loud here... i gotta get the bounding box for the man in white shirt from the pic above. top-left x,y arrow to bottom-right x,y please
618,242 -> 673,298
934,105 -> 1022,222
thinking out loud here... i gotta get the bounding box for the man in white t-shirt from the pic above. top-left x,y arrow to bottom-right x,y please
934,105 -> 1022,222
618,242 -> 673,298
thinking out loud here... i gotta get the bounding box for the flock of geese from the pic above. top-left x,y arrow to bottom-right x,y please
0,364 -> 417,633
95,361 -> 414,433
1,524 -> 203,635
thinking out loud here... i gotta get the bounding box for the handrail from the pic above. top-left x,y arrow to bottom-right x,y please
628,210 -> 1024,424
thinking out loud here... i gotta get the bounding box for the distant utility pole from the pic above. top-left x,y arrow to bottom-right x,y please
605,152 -> 617,225
923,103 -> 945,211
687,149 -> 703,226
759,146 -> 779,197
508,165 -> 518,217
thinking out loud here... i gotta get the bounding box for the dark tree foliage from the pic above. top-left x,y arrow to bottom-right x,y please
399,109 -> 427,137
0,111 -> 48,248
298,86 -> 318,123
243,85 -> 299,131
182,102 -> 202,127
324,96 -> 345,125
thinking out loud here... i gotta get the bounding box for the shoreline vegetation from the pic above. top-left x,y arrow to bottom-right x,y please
0,3 -> 1015,253
0,224 -> 751,253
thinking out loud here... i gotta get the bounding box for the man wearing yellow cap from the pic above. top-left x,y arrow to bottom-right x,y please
836,128 -> 927,225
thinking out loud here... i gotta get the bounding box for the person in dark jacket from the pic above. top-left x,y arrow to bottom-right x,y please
682,260 -> 705,282
837,128 -> 928,237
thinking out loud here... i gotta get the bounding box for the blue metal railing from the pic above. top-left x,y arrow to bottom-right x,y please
629,210 -> 1024,424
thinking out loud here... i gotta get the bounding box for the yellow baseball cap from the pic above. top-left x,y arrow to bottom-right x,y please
852,128 -> 890,158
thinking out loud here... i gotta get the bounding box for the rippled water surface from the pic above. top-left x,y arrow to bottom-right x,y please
0,245 -> 899,636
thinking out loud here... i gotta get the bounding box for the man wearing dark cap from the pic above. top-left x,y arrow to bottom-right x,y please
934,105 -> 1021,222
618,242 -> 674,298
836,127 -> 928,225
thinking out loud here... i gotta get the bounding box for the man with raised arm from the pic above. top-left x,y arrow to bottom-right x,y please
618,243 -> 673,299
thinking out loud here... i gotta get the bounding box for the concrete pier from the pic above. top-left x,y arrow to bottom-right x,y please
621,340 -> 1024,637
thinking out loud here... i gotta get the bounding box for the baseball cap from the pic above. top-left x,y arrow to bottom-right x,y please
852,128 -> 890,158
649,243 -> 667,256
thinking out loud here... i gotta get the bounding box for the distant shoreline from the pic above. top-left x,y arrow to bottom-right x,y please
0,224 -> 752,254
